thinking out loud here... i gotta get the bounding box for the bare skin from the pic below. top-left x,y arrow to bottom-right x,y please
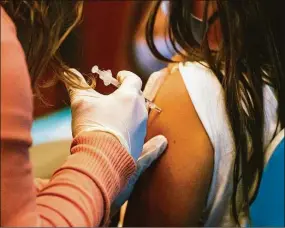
124,1 -> 221,225
124,66 -> 214,226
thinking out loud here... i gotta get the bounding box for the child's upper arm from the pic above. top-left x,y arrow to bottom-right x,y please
124,68 -> 214,226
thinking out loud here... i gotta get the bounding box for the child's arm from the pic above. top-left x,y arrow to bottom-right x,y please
124,67 -> 214,226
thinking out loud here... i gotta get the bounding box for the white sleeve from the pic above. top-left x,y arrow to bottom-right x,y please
178,61 -> 235,226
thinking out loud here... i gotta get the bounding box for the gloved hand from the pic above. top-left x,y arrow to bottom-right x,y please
111,135 -> 167,216
111,68 -> 168,215
65,68 -> 147,160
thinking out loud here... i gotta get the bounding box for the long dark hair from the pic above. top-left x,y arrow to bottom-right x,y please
1,1 -> 94,96
146,0 -> 285,225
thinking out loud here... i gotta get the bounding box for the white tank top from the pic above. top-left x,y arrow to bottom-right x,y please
178,61 -> 279,226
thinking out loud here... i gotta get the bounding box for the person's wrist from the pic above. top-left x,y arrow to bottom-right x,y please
60,131 -> 136,226
71,131 -> 136,185
74,127 -> 130,154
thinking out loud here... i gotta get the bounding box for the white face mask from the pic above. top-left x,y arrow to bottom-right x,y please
161,1 -> 218,45
190,14 -> 208,45
190,11 -> 219,45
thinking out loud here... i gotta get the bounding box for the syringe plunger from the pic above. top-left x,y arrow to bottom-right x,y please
91,65 -> 161,113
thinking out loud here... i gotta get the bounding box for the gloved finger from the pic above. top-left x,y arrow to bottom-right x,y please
137,135 -> 167,174
143,68 -> 168,102
110,135 -> 167,213
64,68 -> 90,91
64,68 -> 102,99
116,70 -> 143,92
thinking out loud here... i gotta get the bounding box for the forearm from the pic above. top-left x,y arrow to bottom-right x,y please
2,132 -> 136,227
36,131 -> 136,227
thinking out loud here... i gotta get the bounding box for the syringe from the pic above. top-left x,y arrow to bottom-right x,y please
91,65 -> 162,113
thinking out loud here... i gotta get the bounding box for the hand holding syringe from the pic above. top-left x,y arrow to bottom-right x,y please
91,65 -> 162,113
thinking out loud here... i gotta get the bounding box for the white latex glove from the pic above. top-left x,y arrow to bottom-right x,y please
111,135 -> 167,215
65,68 -> 147,160
111,68 -> 168,215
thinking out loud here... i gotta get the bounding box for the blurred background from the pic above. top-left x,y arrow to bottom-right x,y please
31,0 -> 172,118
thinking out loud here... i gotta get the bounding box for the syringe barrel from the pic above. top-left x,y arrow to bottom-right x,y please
110,77 -> 120,87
